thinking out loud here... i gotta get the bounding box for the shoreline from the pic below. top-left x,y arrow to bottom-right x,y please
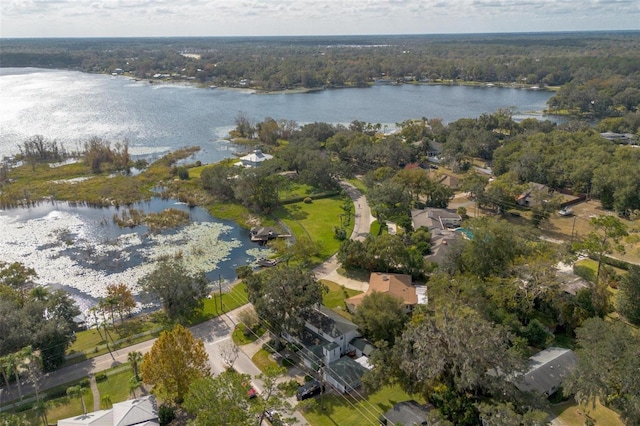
119,72 -> 553,95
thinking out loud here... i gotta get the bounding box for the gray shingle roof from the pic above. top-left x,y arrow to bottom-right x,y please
515,347 -> 577,395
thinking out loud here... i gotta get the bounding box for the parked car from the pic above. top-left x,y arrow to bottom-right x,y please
265,410 -> 289,426
296,380 -> 324,401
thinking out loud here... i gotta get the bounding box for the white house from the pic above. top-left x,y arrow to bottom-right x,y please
236,149 -> 273,168
57,395 -> 158,426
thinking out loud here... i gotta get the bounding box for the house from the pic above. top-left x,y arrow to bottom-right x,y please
516,183 -> 549,207
284,306 -> 372,393
411,208 -> 462,231
323,356 -> 369,393
380,400 -> 432,425
439,174 -> 460,190
514,347 -> 578,396
345,272 -> 427,314
236,149 -> 273,168
600,132 -> 638,145
58,395 -> 158,426
250,226 -> 279,243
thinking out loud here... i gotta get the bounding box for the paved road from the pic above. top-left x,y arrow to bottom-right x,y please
1,306 -> 254,405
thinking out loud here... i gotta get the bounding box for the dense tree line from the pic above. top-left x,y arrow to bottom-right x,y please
0,262 -> 80,371
2,32 -> 639,117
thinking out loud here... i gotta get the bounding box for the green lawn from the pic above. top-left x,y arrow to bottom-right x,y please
97,367 -> 138,408
189,282 -> 249,324
551,398 -> 622,426
321,280 -> 362,320
66,318 -> 165,365
302,384 -> 425,426
232,323 -> 266,345
252,349 -> 278,372
275,196 -> 354,263
45,390 -> 95,425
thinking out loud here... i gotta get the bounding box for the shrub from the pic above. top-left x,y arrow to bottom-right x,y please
573,264 -> 596,283
79,378 -> 90,388
94,372 -> 108,382
303,197 -> 312,204
334,226 -> 347,240
158,404 -> 176,426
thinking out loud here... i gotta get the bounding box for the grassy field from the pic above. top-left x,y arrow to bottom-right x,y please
302,384 -> 425,426
321,280 -> 362,320
275,196 -> 354,263
551,399 -> 623,426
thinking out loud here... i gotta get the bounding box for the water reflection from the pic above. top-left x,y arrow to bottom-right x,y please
0,198 -> 268,312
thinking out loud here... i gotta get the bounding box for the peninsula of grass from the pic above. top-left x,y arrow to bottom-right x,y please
232,323 -> 266,345
1,147 -> 200,208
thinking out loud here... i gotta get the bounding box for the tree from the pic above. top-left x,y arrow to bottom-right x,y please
105,283 -> 136,324
138,259 -> 209,321
578,215 -> 628,317
564,318 -> 640,425
254,366 -> 294,426
140,324 -> 210,403
245,266 -> 325,344
366,310 -> 528,425
219,342 -> 239,369
367,180 -> 411,223
233,111 -> 255,139
0,261 -> 37,294
617,265 -> 640,325
461,217 -> 528,278
353,292 -> 407,345
66,385 -> 88,415
183,371 -> 253,426
128,350 -> 142,381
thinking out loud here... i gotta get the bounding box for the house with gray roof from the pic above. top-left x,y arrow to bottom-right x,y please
514,347 -> 577,396
323,356 -> 369,394
380,400 -> 432,425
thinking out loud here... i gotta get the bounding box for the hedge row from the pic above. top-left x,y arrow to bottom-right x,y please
280,190 -> 341,205
588,255 -> 631,271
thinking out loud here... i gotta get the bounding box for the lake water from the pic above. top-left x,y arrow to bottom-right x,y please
0,67 -> 555,161
0,67 -> 554,313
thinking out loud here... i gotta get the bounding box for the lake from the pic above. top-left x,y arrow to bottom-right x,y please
0,67 -> 555,161
0,67 -> 554,313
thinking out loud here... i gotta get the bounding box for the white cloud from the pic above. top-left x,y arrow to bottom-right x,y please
1,0 -> 638,37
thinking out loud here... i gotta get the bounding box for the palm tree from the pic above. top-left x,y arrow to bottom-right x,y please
66,385 -> 88,414
29,286 -> 49,302
128,350 -> 143,381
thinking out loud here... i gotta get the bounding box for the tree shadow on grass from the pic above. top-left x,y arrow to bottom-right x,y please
283,204 -> 309,221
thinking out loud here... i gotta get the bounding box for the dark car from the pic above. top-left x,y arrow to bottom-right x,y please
296,380 -> 324,401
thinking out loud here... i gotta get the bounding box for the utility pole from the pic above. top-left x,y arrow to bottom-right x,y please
218,275 -> 224,314
570,215 -> 577,248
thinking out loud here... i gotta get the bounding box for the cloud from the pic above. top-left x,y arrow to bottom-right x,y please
1,0 -> 638,37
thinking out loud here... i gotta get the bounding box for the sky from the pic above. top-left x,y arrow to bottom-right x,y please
1,0 -> 639,38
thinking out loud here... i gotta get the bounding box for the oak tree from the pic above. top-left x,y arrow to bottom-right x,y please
140,324 -> 210,402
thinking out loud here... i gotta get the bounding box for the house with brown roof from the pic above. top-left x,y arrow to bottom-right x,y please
346,272 -> 427,314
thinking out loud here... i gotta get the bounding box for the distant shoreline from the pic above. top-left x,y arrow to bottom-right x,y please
119,73 -> 553,95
